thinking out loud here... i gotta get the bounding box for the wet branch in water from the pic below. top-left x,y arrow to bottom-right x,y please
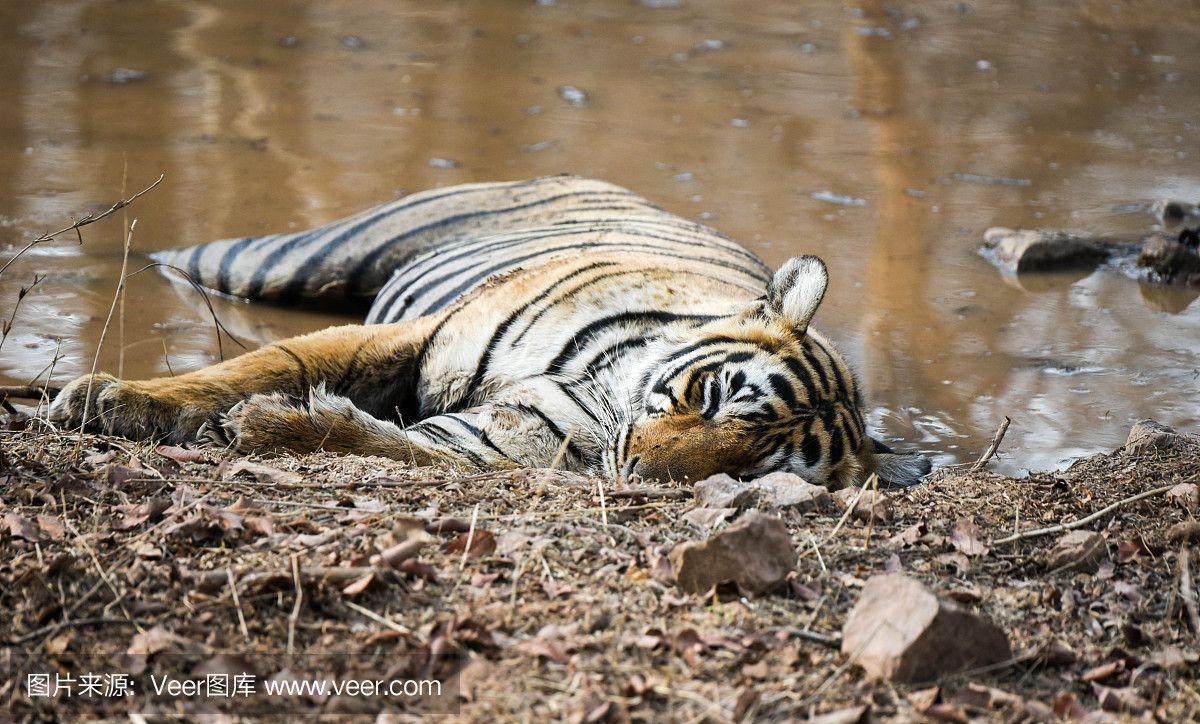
0,173 -> 164,280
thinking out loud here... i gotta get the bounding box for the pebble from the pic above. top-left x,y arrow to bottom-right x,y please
106,68 -> 148,84
832,486 -> 891,523
691,471 -> 829,512
558,85 -> 589,107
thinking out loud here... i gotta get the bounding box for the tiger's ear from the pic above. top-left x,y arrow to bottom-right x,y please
766,255 -> 828,334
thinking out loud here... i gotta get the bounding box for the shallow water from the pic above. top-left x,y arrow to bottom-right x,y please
1,0 -> 1198,475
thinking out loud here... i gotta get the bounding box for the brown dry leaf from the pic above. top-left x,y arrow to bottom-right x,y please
109,463 -> 157,486
45,631 -> 74,655
398,558 -> 439,582
906,686 -> 940,712
1116,537 -> 1153,562
471,572 -> 500,587
114,497 -> 172,530
244,516 -> 275,537
35,515 -> 66,540
1080,659 -> 1124,682
223,460 -> 303,486
1035,640 -> 1077,667
156,445 -> 207,464
5,512 -> 38,541
341,572 -> 375,596
515,634 -> 572,664
887,522 -> 925,549
126,626 -> 205,674
949,517 -> 989,556
445,529 -> 496,558
732,686 -> 761,721
1092,683 -> 1148,715
924,703 -> 969,723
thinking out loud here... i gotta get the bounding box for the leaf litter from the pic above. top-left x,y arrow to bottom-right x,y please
0,415 -> 1198,720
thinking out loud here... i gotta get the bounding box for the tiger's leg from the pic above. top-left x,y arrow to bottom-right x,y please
49,315 -> 442,443
215,387 -> 525,471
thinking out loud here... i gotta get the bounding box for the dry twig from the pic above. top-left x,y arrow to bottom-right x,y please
0,174 -> 164,279
991,483 -> 1177,545
971,416 -> 1011,472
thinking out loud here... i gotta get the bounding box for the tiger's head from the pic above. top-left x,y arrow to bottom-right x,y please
614,255 -> 929,489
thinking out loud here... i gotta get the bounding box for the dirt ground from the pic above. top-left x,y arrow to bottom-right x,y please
2,412 -> 1198,722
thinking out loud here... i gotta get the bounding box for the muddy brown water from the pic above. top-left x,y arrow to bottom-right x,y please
1,0 -> 1198,475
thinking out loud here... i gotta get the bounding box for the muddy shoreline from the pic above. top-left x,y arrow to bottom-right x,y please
2,416 -> 1198,721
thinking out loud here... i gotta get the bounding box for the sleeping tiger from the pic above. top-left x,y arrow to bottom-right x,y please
50,176 -> 930,488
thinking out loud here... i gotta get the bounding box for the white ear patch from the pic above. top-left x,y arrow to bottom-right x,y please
766,255 -> 828,333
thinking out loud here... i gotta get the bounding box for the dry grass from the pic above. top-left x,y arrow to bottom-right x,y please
2,416 -> 1199,722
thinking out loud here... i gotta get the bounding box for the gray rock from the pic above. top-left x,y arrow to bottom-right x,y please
693,473 -> 761,509
841,574 -> 1011,682
1125,419 -> 1182,454
669,512 -> 796,596
753,471 -> 830,511
983,227 -> 1111,274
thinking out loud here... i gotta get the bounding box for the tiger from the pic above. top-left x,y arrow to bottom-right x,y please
49,176 -> 930,488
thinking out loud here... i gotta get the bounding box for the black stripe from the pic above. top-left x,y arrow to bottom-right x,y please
339,188 -> 643,298
767,372 -> 798,412
782,355 -> 819,407
252,181 -> 544,299
465,262 -> 618,395
545,311 -> 715,377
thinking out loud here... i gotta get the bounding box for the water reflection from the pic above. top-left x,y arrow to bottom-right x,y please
1,0 -> 1197,474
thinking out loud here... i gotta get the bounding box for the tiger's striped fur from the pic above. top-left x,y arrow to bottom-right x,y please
50,176 -> 929,488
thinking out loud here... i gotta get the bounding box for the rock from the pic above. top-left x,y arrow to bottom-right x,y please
983,227 -> 1111,274
557,85 -> 589,107
693,473 -> 760,509
1137,231 -> 1200,285
832,487 -> 892,523
1166,483 -> 1199,510
669,512 -> 796,596
752,471 -> 830,511
691,472 -> 829,512
1045,531 -> 1107,573
841,574 -> 1011,682
1124,419 -> 1182,454
1150,200 -> 1199,230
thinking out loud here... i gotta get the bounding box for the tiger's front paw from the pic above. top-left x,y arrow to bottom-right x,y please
49,373 -> 192,442
213,392 -> 323,455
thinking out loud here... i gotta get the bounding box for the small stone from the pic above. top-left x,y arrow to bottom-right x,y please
1137,232 -> 1200,284
752,471 -> 830,511
832,487 -> 891,523
1166,483 -> 1199,509
692,473 -> 760,509
841,574 -> 1011,682
669,512 -> 796,596
341,35 -> 367,50
428,157 -> 461,169
106,68 -> 148,84
982,227 -> 1111,274
557,85 -> 589,107
1124,419 -> 1181,454
1045,531 -> 1107,573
